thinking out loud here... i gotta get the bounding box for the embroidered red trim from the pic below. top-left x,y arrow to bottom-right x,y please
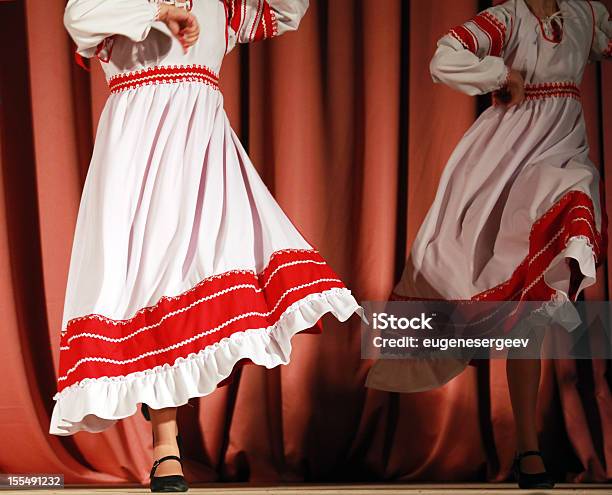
56,250 -> 346,391
474,191 -> 602,301
523,81 -> 581,101
473,11 -> 506,56
255,1 -> 276,41
224,0 -> 230,50
227,0 -> 277,42
525,2 -> 564,43
74,51 -> 90,72
449,25 -> 478,53
228,0 -> 244,35
449,10 -> 508,56
538,16 -> 563,43
391,190 -> 605,303
108,64 -> 220,93
247,0 -> 263,41
94,36 -> 115,64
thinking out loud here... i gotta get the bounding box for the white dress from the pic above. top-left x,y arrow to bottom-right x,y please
367,0 -> 611,393
50,0 -> 362,435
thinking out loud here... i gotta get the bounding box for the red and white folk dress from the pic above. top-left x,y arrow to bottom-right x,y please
50,0 -> 362,435
367,0 -> 611,393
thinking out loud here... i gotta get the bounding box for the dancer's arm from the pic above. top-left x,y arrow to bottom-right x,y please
226,0 -> 309,49
430,6 -> 514,97
589,1 -> 612,61
64,0 -> 198,58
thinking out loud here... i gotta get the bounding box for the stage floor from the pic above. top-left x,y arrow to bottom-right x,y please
3,484 -> 611,494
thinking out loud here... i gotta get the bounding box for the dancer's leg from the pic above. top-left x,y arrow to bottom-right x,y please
506,358 -> 546,473
149,407 -> 183,477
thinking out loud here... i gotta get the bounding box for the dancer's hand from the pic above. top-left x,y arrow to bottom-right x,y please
493,69 -> 525,108
158,4 -> 200,53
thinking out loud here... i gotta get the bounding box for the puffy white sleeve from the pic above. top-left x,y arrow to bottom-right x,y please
589,1 -> 612,61
430,6 -> 513,96
64,0 -> 163,58
226,0 -> 308,50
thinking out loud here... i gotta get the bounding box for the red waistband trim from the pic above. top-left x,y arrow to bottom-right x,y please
108,65 -> 220,93
524,81 -> 581,101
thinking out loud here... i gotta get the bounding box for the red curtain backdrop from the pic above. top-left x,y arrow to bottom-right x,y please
1,0 -> 611,485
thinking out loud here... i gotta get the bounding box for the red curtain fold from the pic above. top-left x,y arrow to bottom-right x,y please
0,0 -> 610,484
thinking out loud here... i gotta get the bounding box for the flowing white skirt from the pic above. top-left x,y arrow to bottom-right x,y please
367,93 -> 607,393
50,82 -> 362,435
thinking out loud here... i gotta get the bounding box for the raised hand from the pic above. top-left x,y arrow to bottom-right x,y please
494,69 -> 525,108
157,4 -> 200,53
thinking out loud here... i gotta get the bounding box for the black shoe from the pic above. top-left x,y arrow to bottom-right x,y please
150,455 -> 188,493
513,450 -> 555,490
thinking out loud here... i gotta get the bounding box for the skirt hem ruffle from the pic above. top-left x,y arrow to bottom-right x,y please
50,287 -> 363,435
366,234 -> 597,394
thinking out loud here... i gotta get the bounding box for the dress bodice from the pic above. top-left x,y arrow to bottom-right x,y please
429,0 -> 611,97
505,0 -> 597,85
101,1 -> 229,79
64,0 -> 309,83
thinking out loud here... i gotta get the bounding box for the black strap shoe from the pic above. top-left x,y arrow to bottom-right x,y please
513,450 -> 555,490
150,455 -> 188,493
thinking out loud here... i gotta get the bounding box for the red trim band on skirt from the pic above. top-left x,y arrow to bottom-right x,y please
524,81 -> 581,101
56,249 -> 346,391
108,64 -> 220,94
392,190 -> 606,303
